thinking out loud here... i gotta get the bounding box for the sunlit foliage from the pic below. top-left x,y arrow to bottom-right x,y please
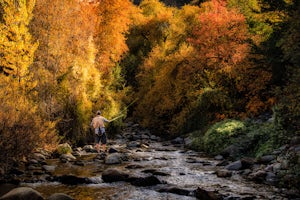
0,0 -> 298,174
0,0 -> 57,171
133,0 -> 270,135
29,0 -> 134,144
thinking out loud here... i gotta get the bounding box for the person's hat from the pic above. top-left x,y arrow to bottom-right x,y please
96,110 -> 101,115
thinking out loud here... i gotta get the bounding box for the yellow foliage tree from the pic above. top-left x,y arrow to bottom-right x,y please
0,0 -> 57,171
30,0 -> 134,143
134,3 -> 203,134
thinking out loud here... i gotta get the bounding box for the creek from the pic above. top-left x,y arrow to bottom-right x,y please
15,122 -> 287,200
20,139 -> 286,200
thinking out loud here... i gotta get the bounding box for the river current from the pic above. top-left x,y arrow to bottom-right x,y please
22,141 -> 285,200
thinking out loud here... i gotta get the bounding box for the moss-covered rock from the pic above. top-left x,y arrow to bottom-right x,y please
56,143 -> 73,155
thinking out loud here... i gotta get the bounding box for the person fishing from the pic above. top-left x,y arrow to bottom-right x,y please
90,110 -> 110,153
90,100 -> 136,153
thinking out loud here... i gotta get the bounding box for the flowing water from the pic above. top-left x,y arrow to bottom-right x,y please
20,140 -> 287,200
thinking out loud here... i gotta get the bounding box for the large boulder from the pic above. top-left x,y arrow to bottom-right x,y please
0,187 -> 44,200
0,184 -> 17,197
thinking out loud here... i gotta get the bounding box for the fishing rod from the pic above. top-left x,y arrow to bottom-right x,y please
109,114 -> 125,122
109,98 -> 139,122
118,98 -> 139,115
111,98 -> 138,117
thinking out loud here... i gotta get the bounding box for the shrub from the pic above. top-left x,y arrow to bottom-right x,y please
202,119 -> 246,155
191,115 -> 287,158
0,95 -> 58,172
183,88 -> 232,135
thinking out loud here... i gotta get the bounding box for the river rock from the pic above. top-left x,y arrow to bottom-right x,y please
216,169 -> 232,178
141,169 -> 170,176
32,153 -> 47,161
184,137 -> 193,148
225,160 -> 242,171
105,153 -> 122,164
82,145 -> 95,153
216,160 -> 229,166
141,134 -> 150,139
150,135 -> 159,141
48,193 -> 74,200
108,147 -> 118,153
171,137 -> 184,145
56,175 -> 92,185
42,165 -> 56,172
221,145 -> 241,158
158,186 -> 192,196
240,157 -> 255,169
102,168 -> 129,183
248,170 -> 267,183
60,153 -> 76,162
125,164 -> 144,169
129,175 -> 163,186
127,141 -> 141,148
0,184 -> 17,197
28,159 -> 39,165
265,172 -> 278,185
56,143 -> 73,155
194,187 -> 221,200
272,162 -> 282,172
257,155 -> 276,164
71,150 -> 81,157
0,187 -> 44,200
214,155 -> 224,160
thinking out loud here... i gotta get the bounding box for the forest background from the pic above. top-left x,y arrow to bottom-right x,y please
0,0 -> 299,185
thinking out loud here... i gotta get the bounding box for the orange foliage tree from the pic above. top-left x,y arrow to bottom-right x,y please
189,0 -> 272,117
133,0 -> 272,136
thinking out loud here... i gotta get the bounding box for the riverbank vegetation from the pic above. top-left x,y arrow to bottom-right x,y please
0,0 -> 299,186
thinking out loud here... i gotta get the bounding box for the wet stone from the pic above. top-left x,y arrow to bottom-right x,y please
257,155 -> 276,164
129,175 -> 163,186
102,168 -> 129,183
158,186 -> 192,196
0,187 -> 44,200
141,169 -> 170,176
195,187 -> 221,200
214,155 -> 224,160
216,169 -> 232,178
225,160 -> 242,171
48,193 -> 75,200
